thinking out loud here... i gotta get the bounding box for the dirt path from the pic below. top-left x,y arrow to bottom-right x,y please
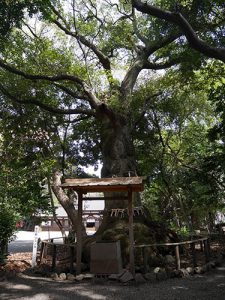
1,264 -> 225,300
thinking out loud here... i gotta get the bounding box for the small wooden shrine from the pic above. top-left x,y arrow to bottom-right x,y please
60,176 -> 146,274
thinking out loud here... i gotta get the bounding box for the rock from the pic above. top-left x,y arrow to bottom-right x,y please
75,274 -> 84,281
144,272 -> 156,281
165,255 -> 175,265
153,267 -> 161,274
186,267 -> 194,275
165,266 -> 175,278
209,261 -> 216,268
135,273 -> 146,283
119,270 -> 134,283
153,267 -> 167,280
194,266 -> 205,274
173,269 -> 182,278
83,273 -> 94,279
180,268 -> 190,278
67,273 -> 76,281
108,274 -> 119,280
50,273 -> 59,280
118,269 -> 126,278
59,273 -> 67,280
156,270 -> 167,281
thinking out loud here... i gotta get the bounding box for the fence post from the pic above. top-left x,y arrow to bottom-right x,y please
143,247 -> 148,273
190,242 -> 197,267
39,242 -> 45,265
203,239 -> 209,263
52,244 -> 57,272
207,238 -> 210,258
200,240 -> 203,252
175,245 -> 181,270
70,246 -> 74,273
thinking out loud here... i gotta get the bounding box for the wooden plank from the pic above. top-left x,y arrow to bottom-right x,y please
175,245 -> 181,270
61,185 -> 144,193
76,192 -> 83,275
82,196 -> 129,201
128,189 -> 135,275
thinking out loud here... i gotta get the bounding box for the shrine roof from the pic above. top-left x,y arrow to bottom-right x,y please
60,176 -> 146,193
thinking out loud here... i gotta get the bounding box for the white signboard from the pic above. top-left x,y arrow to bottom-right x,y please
32,225 -> 40,267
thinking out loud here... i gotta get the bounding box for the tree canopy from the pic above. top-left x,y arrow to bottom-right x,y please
0,0 -> 225,234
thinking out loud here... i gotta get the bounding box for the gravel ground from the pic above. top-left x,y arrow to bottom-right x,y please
1,265 -> 225,300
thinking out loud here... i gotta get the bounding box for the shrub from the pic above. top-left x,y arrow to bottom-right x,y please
0,202 -> 20,260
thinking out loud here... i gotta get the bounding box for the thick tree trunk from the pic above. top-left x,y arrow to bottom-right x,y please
94,108 -> 139,235
99,108 -> 137,179
51,170 -> 86,237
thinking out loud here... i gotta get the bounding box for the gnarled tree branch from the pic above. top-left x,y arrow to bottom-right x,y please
0,83 -> 96,116
132,0 -> 225,63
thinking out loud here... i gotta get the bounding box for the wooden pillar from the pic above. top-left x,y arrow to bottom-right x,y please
128,189 -> 135,275
76,192 -> 83,275
175,245 -> 181,270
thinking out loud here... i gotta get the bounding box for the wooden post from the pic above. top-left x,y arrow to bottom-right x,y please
76,192 -> 83,275
128,189 -> 135,275
143,247 -> 148,273
70,246 -> 74,273
207,238 -> 210,258
190,242 -> 197,267
32,225 -> 40,267
39,242 -> 45,265
52,244 -> 57,272
175,245 -> 181,270
203,239 -> 209,263
200,241 -> 203,252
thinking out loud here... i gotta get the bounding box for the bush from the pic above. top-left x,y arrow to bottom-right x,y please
0,202 -> 20,260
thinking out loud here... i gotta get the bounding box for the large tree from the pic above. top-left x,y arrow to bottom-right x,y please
0,0 -> 224,237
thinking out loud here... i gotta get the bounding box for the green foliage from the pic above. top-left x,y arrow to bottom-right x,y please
134,69 -> 224,229
0,0 -> 53,36
0,201 -> 20,258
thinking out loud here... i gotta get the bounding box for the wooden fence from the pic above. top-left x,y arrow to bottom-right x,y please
135,237 -> 210,272
39,237 -> 211,274
39,238 -> 76,272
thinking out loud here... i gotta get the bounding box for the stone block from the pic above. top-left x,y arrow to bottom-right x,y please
90,241 -> 122,274
119,270 -> 134,283
59,272 -> 67,280
186,267 -> 194,275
